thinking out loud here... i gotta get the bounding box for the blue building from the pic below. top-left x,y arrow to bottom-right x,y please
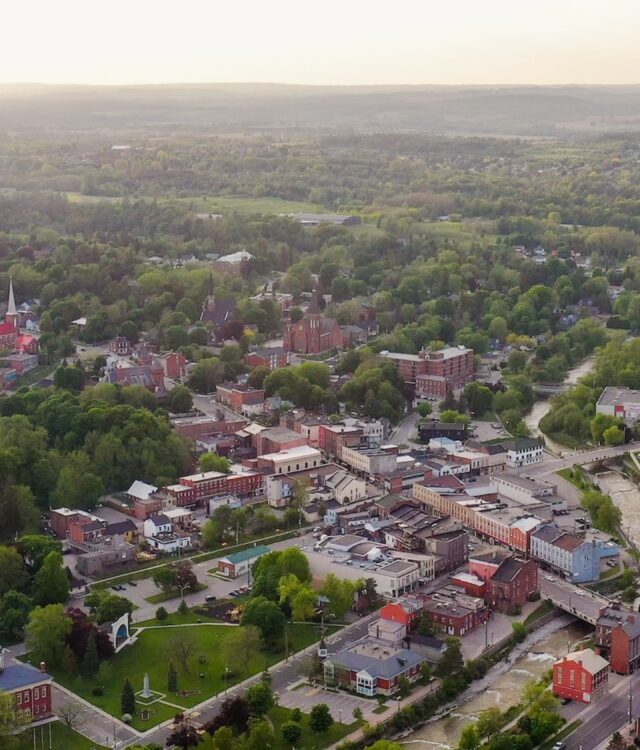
531,524 -> 618,583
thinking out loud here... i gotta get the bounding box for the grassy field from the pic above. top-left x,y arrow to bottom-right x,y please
42,623 -> 326,730
414,219 -> 498,249
179,195 -> 324,215
18,721 -> 107,750
198,706 -> 359,750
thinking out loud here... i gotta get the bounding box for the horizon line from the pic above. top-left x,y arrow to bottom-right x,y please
2,80 -> 640,89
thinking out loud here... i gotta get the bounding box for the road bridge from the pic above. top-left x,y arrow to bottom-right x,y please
539,577 -> 610,626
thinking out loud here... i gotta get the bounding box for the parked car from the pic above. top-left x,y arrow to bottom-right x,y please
205,595 -> 217,602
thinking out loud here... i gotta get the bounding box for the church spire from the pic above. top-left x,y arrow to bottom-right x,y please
7,277 -> 16,317
6,277 -> 18,331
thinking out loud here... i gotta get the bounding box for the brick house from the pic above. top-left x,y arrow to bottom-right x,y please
255,425 -> 308,456
0,660 -> 53,724
597,610 -> 640,674
110,336 -> 132,356
553,648 -> 609,703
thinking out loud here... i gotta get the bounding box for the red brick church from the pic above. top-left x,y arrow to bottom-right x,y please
0,278 -> 39,355
284,292 -> 342,355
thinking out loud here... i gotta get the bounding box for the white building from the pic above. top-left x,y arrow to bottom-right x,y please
502,438 -> 543,468
258,445 -> 322,474
596,387 -> 640,420
143,514 -> 172,538
368,559 -> 421,598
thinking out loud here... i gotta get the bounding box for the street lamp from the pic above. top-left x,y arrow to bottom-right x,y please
396,697 -> 401,713
338,709 -> 342,724
224,666 -> 230,694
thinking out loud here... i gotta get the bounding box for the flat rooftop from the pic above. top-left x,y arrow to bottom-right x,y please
597,386 -> 640,406
259,445 -> 321,461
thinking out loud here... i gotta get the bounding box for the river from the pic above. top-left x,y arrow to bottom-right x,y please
523,355 -> 597,452
403,620 -> 591,750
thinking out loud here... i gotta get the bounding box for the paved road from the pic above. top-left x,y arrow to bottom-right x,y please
564,670 -> 640,750
389,411 -> 421,447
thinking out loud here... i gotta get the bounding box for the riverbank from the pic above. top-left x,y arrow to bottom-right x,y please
523,355 -> 597,453
400,614 -> 581,750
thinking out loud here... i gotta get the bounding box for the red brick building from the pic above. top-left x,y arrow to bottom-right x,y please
284,293 -> 342,355
245,348 -> 290,370
414,346 -> 475,397
216,383 -> 265,412
379,597 -> 424,630
423,588 -> 488,636
254,426 -> 308,456
553,649 -> 609,703
485,557 -> 538,612
0,661 -> 53,724
156,351 -> 187,379
380,346 -> 475,395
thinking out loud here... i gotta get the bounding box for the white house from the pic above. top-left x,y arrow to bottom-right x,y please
143,514 -> 172,538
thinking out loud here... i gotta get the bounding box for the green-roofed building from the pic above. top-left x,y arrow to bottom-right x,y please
217,544 -> 271,578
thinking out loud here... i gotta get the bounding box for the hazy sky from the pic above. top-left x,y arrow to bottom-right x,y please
3,0 -> 640,86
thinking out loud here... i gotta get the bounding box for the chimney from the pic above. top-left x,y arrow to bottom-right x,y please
628,615 -> 636,625
40,661 -> 47,673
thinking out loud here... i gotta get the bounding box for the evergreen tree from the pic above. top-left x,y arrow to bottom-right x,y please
120,678 -> 136,716
168,661 -> 178,692
82,631 -> 100,676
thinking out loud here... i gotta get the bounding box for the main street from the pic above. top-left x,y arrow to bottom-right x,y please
563,669 -> 640,750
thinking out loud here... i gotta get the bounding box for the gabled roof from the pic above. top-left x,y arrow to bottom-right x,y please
557,648 -> 609,675
127,480 -> 158,500
221,544 -> 270,565
491,557 -> 529,583
0,663 -> 52,691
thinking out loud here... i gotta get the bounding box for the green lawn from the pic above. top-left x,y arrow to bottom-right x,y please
523,600 -> 555,627
179,195 -> 324,215
17,721 -> 107,750
41,623 -> 327,730
134,610 -> 207,627
145,582 -> 207,604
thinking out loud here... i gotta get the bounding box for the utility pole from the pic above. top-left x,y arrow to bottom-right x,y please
629,678 -> 634,724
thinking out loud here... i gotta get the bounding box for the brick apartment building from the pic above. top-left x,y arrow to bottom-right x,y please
245,348 -> 290,370
380,346 -> 474,395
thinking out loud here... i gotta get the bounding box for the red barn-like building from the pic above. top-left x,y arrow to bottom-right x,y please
553,649 -> 609,703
